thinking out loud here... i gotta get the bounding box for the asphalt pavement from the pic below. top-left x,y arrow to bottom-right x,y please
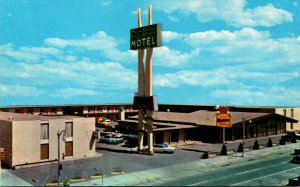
1,135 -> 299,186
74,142 -> 300,186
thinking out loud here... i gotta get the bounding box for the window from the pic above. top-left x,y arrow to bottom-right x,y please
65,122 -> 73,137
51,108 -> 57,114
40,123 -> 49,140
40,144 -> 49,160
283,109 -> 286,116
291,109 -> 294,129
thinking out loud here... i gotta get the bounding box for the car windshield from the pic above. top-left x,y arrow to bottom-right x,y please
154,144 -> 167,148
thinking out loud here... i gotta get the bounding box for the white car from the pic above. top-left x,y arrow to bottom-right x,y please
131,144 -> 175,154
153,144 -> 176,153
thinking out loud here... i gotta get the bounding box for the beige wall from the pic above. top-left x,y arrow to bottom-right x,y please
12,120 -> 40,166
73,117 -> 96,158
49,119 -> 65,161
276,108 -> 300,131
2,116 -> 96,168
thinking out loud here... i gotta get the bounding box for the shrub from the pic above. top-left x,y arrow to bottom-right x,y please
237,142 -> 244,152
253,140 -> 259,150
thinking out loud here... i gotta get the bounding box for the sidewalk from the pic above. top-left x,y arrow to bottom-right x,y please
0,169 -> 32,186
73,142 -> 300,186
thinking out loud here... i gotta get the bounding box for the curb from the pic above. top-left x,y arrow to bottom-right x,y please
45,182 -> 63,186
90,175 -> 105,179
69,178 -> 86,182
111,171 -> 126,175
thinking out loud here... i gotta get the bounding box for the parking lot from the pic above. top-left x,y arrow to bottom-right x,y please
8,142 -> 204,186
6,134 -> 289,186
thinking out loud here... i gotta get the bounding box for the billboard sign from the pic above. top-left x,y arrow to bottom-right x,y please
130,24 -> 162,50
216,113 -> 232,128
133,96 -> 158,111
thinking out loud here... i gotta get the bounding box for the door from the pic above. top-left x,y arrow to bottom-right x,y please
40,144 -> 49,160
65,142 -> 73,157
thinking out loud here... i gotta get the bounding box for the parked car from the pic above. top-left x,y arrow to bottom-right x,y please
131,143 -> 175,154
153,144 -> 176,153
291,155 -> 300,164
96,117 -> 110,127
99,134 -> 124,144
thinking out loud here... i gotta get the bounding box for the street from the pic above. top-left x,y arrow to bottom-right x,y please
154,151 -> 300,186
4,141 -> 300,186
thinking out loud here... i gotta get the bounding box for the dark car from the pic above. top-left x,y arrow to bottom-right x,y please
292,155 -> 300,164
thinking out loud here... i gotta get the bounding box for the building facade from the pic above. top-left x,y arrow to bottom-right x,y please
0,104 -> 137,122
118,110 -> 297,144
0,112 -> 96,169
276,108 -> 300,132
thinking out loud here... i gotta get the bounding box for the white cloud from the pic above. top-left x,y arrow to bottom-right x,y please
155,68 -> 234,88
181,28 -> 300,66
0,84 -> 44,97
50,88 -> 96,98
45,31 -> 136,63
100,0 -> 111,7
212,86 -> 300,106
168,16 -> 179,22
0,39 -> 138,100
45,31 -> 117,51
163,31 -> 186,42
154,46 -> 200,67
0,44 -> 62,62
153,0 -> 293,27
250,4 -> 293,27
155,67 -> 299,89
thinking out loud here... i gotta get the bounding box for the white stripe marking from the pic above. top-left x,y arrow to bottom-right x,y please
190,161 -> 290,186
231,166 -> 300,186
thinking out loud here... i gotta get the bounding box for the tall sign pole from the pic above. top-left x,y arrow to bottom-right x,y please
145,5 -> 154,154
137,8 -> 145,153
131,4 -> 162,155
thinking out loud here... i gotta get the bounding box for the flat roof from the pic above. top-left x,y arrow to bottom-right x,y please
128,110 -> 298,127
119,119 -> 197,131
0,103 -> 134,109
0,112 -> 82,122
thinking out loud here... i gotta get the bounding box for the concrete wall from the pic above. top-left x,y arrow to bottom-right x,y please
73,117 -> 96,159
49,119 -> 65,161
12,120 -> 40,166
276,108 -> 300,131
4,117 -> 96,168
0,120 -> 13,167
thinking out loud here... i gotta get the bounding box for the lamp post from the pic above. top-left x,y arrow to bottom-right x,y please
57,130 -> 66,186
242,117 -> 252,157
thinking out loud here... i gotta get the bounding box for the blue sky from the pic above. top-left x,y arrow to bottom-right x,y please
0,0 -> 300,107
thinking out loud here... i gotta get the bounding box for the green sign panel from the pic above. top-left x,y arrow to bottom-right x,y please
130,24 -> 162,50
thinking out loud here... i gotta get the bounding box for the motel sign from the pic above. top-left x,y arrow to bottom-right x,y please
130,24 -> 162,50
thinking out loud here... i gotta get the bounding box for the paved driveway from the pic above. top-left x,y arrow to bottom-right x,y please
6,134 -> 289,186
8,143 -> 204,186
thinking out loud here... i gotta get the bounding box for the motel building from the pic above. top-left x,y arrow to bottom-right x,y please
0,111 -> 96,169
118,107 -> 298,145
0,104 -> 137,125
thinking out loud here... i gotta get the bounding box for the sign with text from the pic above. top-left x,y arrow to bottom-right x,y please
216,113 -> 232,128
130,24 -> 162,50
133,96 -> 158,111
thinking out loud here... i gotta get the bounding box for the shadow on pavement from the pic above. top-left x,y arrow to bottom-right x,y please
96,147 -> 134,154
